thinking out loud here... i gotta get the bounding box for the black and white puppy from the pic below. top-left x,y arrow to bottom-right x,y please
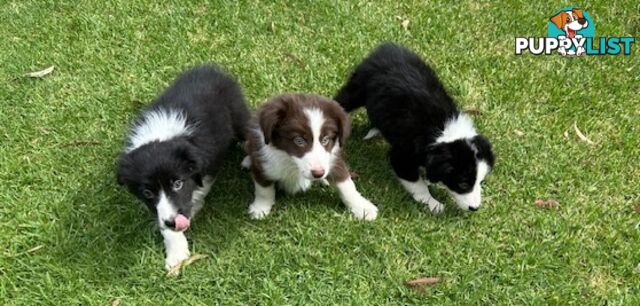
335,43 -> 495,213
117,65 -> 249,270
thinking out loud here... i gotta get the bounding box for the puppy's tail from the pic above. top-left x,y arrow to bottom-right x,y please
334,78 -> 366,112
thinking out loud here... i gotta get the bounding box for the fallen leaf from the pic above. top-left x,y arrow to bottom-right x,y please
573,122 -> 595,145
166,254 -> 209,276
401,19 -> 410,30
514,129 -> 524,136
25,65 -> 55,78
634,203 -> 640,214
535,199 -> 560,209
111,298 -> 121,306
26,245 -> 44,253
182,254 -> 208,266
464,107 -> 482,115
405,277 -> 441,288
349,171 -> 359,179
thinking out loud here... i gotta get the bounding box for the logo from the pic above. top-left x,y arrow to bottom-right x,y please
515,7 -> 635,56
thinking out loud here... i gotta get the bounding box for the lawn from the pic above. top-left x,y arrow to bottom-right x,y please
1,0 -> 639,304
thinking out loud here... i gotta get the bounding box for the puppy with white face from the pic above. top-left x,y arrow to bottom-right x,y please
335,43 -> 495,214
117,65 -> 249,271
244,94 -> 378,220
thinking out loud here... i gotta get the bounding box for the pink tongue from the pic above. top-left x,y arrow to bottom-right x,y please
174,214 -> 190,231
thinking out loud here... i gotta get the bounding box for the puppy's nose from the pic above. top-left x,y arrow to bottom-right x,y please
578,18 -> 587,25
311,168 -> 325,178
164,219 -> 176,228
468,206 -> 479,212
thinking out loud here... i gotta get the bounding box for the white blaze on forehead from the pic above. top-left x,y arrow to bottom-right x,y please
304,108 -> 325,144
436,113 -> 477,143
157,190 -> 178,227
126,108 -> 193,152
293,107 -> 332,179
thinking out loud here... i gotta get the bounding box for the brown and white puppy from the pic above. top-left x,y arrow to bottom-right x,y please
242,93 -> 378,220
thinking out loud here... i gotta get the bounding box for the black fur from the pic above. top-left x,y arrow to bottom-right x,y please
117,64 -> 250,221
335,43 -> 494,200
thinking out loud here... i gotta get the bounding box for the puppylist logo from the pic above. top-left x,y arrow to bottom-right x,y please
515,7 -> 635,56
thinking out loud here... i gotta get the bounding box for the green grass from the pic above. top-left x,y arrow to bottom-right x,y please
1,0 -> 639,304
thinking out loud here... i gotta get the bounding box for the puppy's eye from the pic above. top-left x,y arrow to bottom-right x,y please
142,189 -> 154,199
321,136 -> 331,146
293,136 -> 307,147
172,179 -> 184,191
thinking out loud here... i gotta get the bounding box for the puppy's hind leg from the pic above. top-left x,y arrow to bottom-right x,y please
248,180 -> 276,220
363,128 -> 381,140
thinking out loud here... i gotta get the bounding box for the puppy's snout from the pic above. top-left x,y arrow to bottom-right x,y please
164,219 -> 176,228
468,206 -> 479,212
311,168 -> 325,178
578,18 -> 587,25
162,214 -> 191,231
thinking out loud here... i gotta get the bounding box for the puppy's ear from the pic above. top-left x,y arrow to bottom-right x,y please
471,135 -> 495,167
174,141 -> 208,187
424,144 -> 454,183
259,96 -> 289,144
573,9 -> 584,19
333,102 -> 352,146
550,11 -> 567,30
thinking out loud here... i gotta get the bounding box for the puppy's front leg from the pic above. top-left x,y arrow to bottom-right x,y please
390,147 -> 444,214
248,180 -> 276,220
330,159 -> 378,220
161,229 -> 190,271
398,178 -> 444,215
335,177 -> 379,220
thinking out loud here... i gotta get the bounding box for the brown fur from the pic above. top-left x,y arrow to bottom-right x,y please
328,155 -> 350,183
246,93 -> 353,185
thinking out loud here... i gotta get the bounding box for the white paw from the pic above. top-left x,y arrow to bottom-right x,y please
414,193 -> 445,215
164,247 -> 190,271
349,197 -> 378,220
248,201 -> 272,220
363,128 -> 381,140
240,156 -> 251,169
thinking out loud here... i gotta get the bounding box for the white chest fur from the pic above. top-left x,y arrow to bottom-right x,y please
257,144 -> 312,194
